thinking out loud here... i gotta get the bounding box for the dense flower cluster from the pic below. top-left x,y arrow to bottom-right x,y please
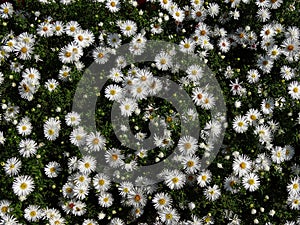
0,0 -> 300,224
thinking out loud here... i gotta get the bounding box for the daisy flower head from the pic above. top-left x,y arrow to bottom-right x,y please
246,108 -> 261,125
19,139 -> 38,158
207,2 -> 220,17
37,21 -> 54,37
218,37 -> 231,53
44,161 -> 62,178
119,20 -> 137,37
17,116 -> 32,136
98,192 -> 114,208
24,205 -> 43,222
106,0 -> 120,13
177,135 -> 198,155
22,67 -> 41,82
230,78 -> 245,96
119,98 -> 138,117
281,38 -> 299,62
65,111 -> 81,127
254,124 -> 272,144
0,2 -> 14,19
164,169 -> 186,190
192,87 -> 207,106
118,181 -> 134,197
242,172 -> 260,192
201,93 -> 216,110
14,41 -> 34,60
105,148 -> 124,168
62,182 -> 75,198
130,82 -> 149,100
73,184 -> 90,200
77,155 -> 97,174
93,46 -> 111,64
246,69 -> 260,83
261,98 -> 274,114
287,176 -> 300,196
256,8 -> 271,22
65,21 -> 81,36
204,184 -> 221,201
179,38 -> 196,54
257,55 -> 273,74
70,126 -> 87,147
232,115 -> 249,133
109,67 -> 123,83
288,81 -> 300,100
283,145 -> 295,161
93,173 -> 111,192
152,192 -> 173,210
45,79 -> 59,92
58,65 -> 71,81
4,157 -> 22,176
127,188 -> 147,207
109,218 -> 125,225
158,207 -> 180,225
171,7 -> 185,22
86,131 -> 106,152
268,44 -> 281,59
154,51 -> 172,71
0,200 -> 11,216
18,78 -> 40,101
107,33 -> 122,48
224,175 -> 240,193
232,154 -> 252,177
43,117 -> 61,141
104,84 -> 123,101
271,146 -> 285,164
288,194 -> 300,210
186,64 -> 203,82
182,155 -> 200,174
12,175 -> 35,197
197,170 -> 212,187
159,0 -> 171,10
280,65 -> 295,80
53,21 -> 65,36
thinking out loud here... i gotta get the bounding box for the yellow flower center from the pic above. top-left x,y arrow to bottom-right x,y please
172,177 -> 179,183
3,8 -> 9,14
1,206 -> 8,213
30,211 -> 36,217
248,179 -> 255,185
238,121 -> 244,127
112,154 -> 118,161
240,162 -> 246,169
166,213 -> 173,220
99,179 -> 105,186
187,161 -> 194,167
134,194 -> 141,202
293,87 -> 298,93
110,89 -> 116,95
20,183 -> 28,190
21,47 -> 28,53
159,199 -> 166,205
184,143 -> 192,150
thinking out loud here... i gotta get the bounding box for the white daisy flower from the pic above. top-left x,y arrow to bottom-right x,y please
4,157 -> 22,176
204,184 -> 221,201
44,161 -> 62,178
242,172 -> 260,192
12,175 -> 35,197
